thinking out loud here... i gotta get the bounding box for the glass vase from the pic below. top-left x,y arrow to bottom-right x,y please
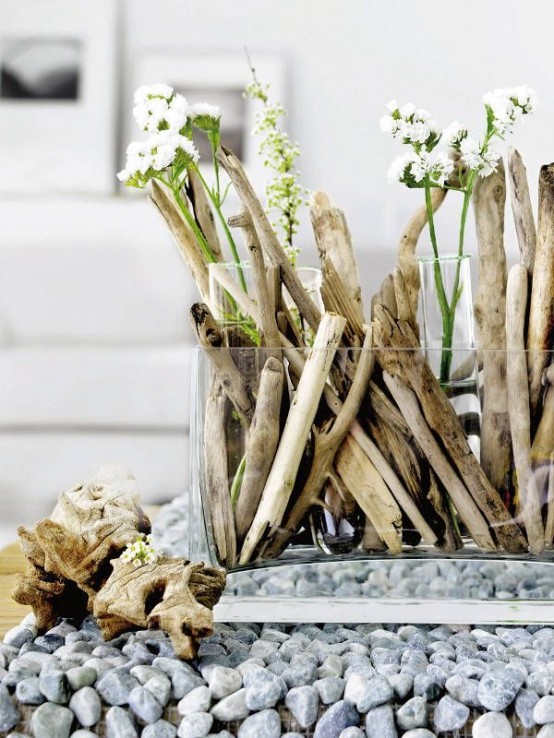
189,344 -> 554,624
418,253 -> 480,456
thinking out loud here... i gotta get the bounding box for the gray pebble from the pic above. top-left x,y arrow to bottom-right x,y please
30,702 -> 73,738
83,657 -> 114,678
445,674 -> 481,707
69,686 -> 102,727
66,666 -> 97,691
178,686 -> 211,715
177,712 -> 213,738
478,668 -> 524,711
237,708 -> 281,738
282,659 -> 317,688
472,711 -> 513,738
313,699 -> 359,738
39,670 -> 71,704
538,726 -> 554,738
142,720 -> 178,738
400,731 -> 436,738
433,695 -> 469,733
71,731 -> 98,738
207,666 -> 242,698
285,685 -> 319,727
15,676 -> 44,705
172,670 -> 206,700
337,729 -> 364,738
535,695 -> 554,724
130,665 -> 162,684
528,670 -> 554,696
318,655 -> 344,678
144,674 -> 172,707
3,626 -> 35,649
105,705 -> 138,738
388,672 -> 413,699
248,640 -> 279,662
245,678 -> 281,710
364,704 -> 397,738
0,684 -> 20,732
97,669 -> 140,706
515,688 -> 539,728
413,673 -> 441,701
314,676 -> 345,705
128,686 -> 164,723
210,688 -> 249,721
396,695 -> 427,730
344,674 -> 392,713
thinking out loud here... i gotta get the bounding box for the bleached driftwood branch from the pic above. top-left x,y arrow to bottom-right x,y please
507,147 -> 536,274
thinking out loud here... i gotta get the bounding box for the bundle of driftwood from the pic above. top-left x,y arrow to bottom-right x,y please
151,144 -> 554,567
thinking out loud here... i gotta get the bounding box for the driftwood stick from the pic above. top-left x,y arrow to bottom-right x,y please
320,258 -> 365,344
382,371 -> 496,551
264,328 -> 374,556
527,163 -> 554,424
427,470 -> 463,553
335,435 -> 403,554
373,306 -> 527,553
361,516 -> 387,551
531,363 -> 554,542
544,459 -> 554,546
186,169 -> 223,261
397,188 -> 447,316
189,303 -> 255,425
216,145 -> 321,331
204,382 -> 236,566
506,264 -> 544,554
208,263 -> 262,326
473,160 -> 512,493
507,147 -> 536,274
239,313 -> 346,564
310,191 -> 364,327
150,179 -> 211,303
234,357 -> 284,542
228,208 -> 281,350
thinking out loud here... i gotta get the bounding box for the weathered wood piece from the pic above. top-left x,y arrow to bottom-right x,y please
397,187 -> 447,316
186,169 -> 223,261
507,147 -> 536,274
473,160 -> 512,493
239,313 -> 346,564
204,382 -> 237,566
531,363 -> 554,543
235,357 -> 284,542
189,303 -> 255,425
527,163 -> 554,424
372,305 -> 527,553
311,191 -> 364,328
506,264 -> 544,553
94,557 -> 226,660
216,145 -> 321,331
150,179 -> 211,303
320,259 -> 365,345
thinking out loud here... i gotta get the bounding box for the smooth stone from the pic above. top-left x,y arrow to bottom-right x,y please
318,655 -> 344,678
69,686 -> 102,727
282,660 -> 317,688
477,668 -> 523,711
344,674 -> 392,713
142,720 -> 178,738
0,684 -> 20,732
83,657 -> 114,678
3,627 -> 35,649
433,695 -> 469,733
15,676 -> 45,705
210,688 -> 249,721
39,670 -> 71,704
285,685 -> 319,728
130,665 -> 163,684
400,731 -> 437,738
97,670 -> 140,706
396,695 -> 427,730
128,686 -> 163,723
337,729 -> 364,738
538,726 -> 554,738
71,731 -> 101,738
528,670 -> 554,696
237,709 -> 281,738
105,705 -> 138,738
314,677 -> 345,705
364,704 -> 397,738
313,700 -> 359,738
445,674 -> 481,707
145,675 -> 172,707
472,711 -> 513,738
515,688 -> 539,728
178,712 -> 213,738
388,672 -> 413,699
172,671 -> 206,700
244,679 -> 281,710
66,666 -> 97,691
413,673 -> 442,701
534,695 -> 554,724
178,686 -> 212,715
207,666 -> 242,699
30,702 -> 73,738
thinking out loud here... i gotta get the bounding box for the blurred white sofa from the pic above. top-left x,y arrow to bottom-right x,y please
0,195 -> 396,546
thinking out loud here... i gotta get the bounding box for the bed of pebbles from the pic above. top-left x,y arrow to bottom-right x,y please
1,498 -> 554,737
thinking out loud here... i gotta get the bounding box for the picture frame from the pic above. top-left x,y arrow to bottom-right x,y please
0,0 -> 118,195
128,51 -> 286,191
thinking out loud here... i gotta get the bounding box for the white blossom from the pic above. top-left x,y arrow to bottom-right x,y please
441,121 -> 468,148
400,102 -> 416,118
387,151 -> 430,184
386,99 -> 399,113
165,93 -> 190,131
460,137 -> 501,177
134,83 -> 173,105
483,85 -> 537,135
191,102 -> 221,120
379,114 -> 401,135
381,100 -> 438,149
120,534 -> 158,568
430,151 -> 454,186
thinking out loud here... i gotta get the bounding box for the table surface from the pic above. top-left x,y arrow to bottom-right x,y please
0,541 -> 30,638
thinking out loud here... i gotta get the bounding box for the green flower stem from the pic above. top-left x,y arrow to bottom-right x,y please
190,164 -> 248,293
230,453 -> 247,508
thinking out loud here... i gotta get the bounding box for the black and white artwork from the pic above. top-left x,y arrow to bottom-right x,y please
1,37 -> 82,100
174,86 -> 246,160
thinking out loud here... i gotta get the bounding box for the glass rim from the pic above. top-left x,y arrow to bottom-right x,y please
191,345 -> 554,355
417,253 -> 472,264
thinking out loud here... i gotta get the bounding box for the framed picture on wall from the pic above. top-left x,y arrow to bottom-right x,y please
0,0 -> 118,195
128,52 -> 285,190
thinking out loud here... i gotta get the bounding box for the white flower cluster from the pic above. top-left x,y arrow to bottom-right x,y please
382,85 -> 536,185
483,85 -> 537,136
118,84 -> 221,186
120,534 -> 158,567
